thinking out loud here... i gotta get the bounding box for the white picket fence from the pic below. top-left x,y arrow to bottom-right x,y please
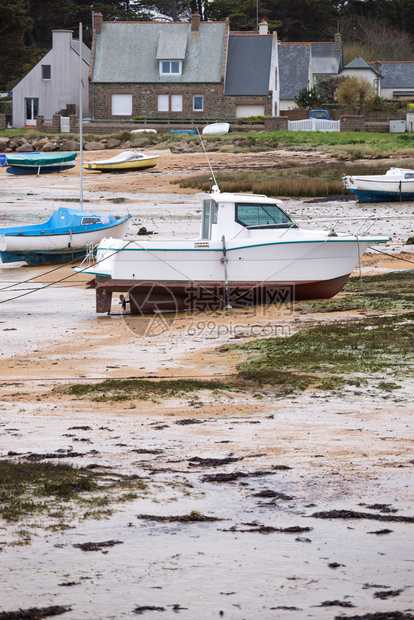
288,119 -> 341,132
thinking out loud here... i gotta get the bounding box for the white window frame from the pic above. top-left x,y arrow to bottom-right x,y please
158,94 -> 169,112
111,94 -> 133,116
160,61 -> 182,76
193,95 -> 204,112
171,94 -> 183,112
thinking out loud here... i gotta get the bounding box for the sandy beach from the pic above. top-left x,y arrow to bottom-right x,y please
0,150 -> 413,619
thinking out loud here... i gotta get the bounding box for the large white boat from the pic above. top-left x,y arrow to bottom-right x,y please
79,187 -> 388,314
343,167 -> 414,202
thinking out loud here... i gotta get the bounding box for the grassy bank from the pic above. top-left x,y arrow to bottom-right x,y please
173,160 -> 413,197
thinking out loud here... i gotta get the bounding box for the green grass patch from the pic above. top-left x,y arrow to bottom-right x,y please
344,270 -> 414,295
63,378 -> 231,402
0,461 -> 153,525
295,271 -> 414,314
231,312 -> 414,389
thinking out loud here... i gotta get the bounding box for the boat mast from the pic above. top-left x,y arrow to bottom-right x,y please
79,22 -> 84,210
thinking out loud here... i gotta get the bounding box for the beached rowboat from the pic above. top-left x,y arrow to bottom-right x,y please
6,152 -> 77,175
0,207 -> 130,266
202,122 -> 230,136
83,150 -> 159,172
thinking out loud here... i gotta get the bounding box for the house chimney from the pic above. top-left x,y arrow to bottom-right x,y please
374,60 -> 381,74
93,12 -> 103,34
334,32 -> 341,51
191,12 -> 200,32
259,19 -> 268,35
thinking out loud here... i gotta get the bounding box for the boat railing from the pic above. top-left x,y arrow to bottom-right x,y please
296,215 -> 409,237
80,242 -> 96,267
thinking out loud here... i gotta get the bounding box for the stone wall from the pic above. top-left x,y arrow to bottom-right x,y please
365,122 -> 390,133
264,116 -> 288,131
339,115 -> 365,131
36,115 -> 62,132
89,82 -> 271,121
0,114 -> 6,130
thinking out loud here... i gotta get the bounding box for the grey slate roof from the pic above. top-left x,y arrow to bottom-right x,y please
92,21 -> 225,83
156,30 -> 187,60
378,61 -> 414,88
224,35 -> 273,96
311,42 -> 343,74
71,39 -> 91,64
279,44 -> 310,99
344,56 -> 374,71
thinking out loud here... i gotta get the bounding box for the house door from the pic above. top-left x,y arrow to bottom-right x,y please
25,98 -> 39,126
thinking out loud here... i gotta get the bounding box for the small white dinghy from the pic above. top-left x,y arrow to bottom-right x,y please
202,123 -> 230,136
83,150 -> 159,172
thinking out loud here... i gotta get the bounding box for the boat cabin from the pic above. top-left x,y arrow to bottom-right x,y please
198,190 -> 296,240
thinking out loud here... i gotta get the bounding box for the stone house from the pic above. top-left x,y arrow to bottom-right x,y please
224,21 -> 279,117
278,39 -> 343,110
12,30 -> 90,129
89,13 -> 278,121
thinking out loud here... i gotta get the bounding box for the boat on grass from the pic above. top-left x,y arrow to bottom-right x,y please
6,152 -> 77,175
78,187 -> 388,314
168,129 -> 197,136
343,167 -> 414,202
202,122 -> 230,136
0,207 -> 130,266
83,150 -> 159,172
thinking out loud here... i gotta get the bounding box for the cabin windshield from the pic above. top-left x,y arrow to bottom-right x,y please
404,173 -> 414,179
235,202 -> 294,228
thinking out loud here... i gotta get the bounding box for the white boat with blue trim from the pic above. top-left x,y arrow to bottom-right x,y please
79,187 -> 388,314
343,167 -> 414,202
0,207 -> 131,266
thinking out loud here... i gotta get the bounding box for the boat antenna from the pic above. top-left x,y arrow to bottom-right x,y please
79,21 -> 84,210
195,126 -> 219,191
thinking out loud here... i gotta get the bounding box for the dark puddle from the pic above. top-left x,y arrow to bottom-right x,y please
16,451 -> 99,461
137,511 -> 223,523
311,509 -> 414,523
73,540 -> 123,552
0,605 -> 71,619
175,418 -> 204,425
188,456 -> 243,467
201,470 -> 277,483
333,612 -> 414,620
374,590 -> 403,599
221,522 -> 312,535
319,600 -> 355,607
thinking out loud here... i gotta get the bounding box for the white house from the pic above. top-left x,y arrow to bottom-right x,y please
371,60 -> 414,100
12,30 -> 90,129
340,56 -> 381,95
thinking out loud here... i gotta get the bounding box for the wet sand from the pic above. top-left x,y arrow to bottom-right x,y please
0,151 -> 413,619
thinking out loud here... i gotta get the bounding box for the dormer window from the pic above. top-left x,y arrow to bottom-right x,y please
160,61 -> 182,76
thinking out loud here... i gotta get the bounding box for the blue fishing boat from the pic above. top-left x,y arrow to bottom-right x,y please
6,152 -> 78,175
0,207 -> 130,266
